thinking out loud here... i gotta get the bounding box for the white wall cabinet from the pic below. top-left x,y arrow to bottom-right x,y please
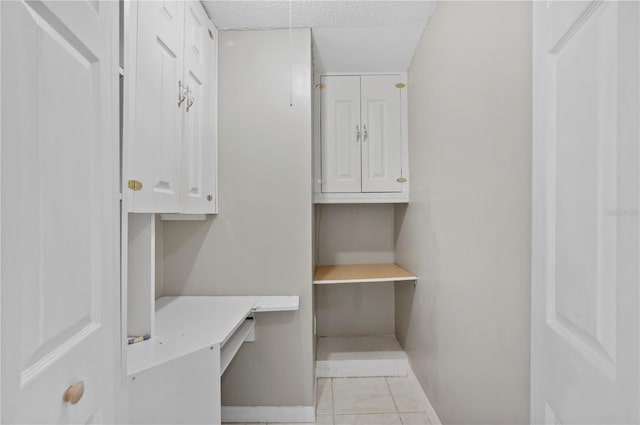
314,74 -> 409,203
125,1 -> 217,214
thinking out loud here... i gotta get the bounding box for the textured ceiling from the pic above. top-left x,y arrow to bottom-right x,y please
203,1 -> 437,72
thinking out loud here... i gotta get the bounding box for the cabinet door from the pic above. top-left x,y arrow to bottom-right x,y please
128,1 -> 184,212
181,1 -> 217,213
129,345 -> 221,424
361,75 -> 403,193
1,1 -> 119,422
321,76 -> 362,193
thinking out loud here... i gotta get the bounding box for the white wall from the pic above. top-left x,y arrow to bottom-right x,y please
315,204 -> 395,336
161,29 -> 314,407
394,2 -> 532,423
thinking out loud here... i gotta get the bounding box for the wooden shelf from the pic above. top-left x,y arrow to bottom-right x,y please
313,263 -> 416,284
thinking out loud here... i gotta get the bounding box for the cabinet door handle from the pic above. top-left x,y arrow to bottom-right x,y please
363,124 -> 368,142
186,87 -> 194,112
177,81 -> 186,107
356,125 -> 361,142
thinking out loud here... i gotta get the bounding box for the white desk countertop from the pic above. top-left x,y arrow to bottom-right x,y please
127,295 -> 299,376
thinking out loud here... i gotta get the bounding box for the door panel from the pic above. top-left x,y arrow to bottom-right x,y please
361,75 -> 402,193
182,1 -> 216,213
321,75 -> 361,193
532,1 -> 639,423
129,1 -> 183,212
1,1 -> 119,423
551,0 -> 618,371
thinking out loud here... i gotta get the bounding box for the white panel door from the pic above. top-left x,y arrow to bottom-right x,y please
321,75 -> 362,193
181,1 -> 216,214
128,1 -> 184,213
361,75 -> 402,193
532,1 -> 639,423
1,1 -> 119,423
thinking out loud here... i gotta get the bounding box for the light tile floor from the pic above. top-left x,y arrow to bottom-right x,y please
227,377 -> 431,425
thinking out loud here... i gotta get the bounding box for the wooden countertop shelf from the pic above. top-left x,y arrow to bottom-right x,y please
313,263 -> 417,285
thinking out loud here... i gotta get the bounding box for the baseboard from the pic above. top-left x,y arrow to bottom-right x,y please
221,405 -> 315,423
407,366 -> 442,425
316,358 -> 408,378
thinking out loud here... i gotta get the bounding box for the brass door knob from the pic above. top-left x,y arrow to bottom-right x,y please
63,381 -> 85,404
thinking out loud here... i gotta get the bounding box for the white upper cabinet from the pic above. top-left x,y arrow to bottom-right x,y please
315,74 -> 409,204
320,76 -> 362,193
127,1 -> 184,213
181,1 -> 217,214
361,75 -> 403,193
126,1 -> 217,214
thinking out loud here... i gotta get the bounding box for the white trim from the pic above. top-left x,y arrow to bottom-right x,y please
316,359 -> 408,378
159,213 -> 207,221
120,2 -> 136,422
314,192 -> 409,204
407,366 -> 442,425
212,23 -> 219,214
0,1 -> 4,419
638,1 -> 640,416
530,2 -> 544,422
221,406 -> 315,423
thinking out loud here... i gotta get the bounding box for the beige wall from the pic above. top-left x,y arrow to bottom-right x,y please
394,2 -> 532,423
161,29 -> 314,407
315,204 -> 395,336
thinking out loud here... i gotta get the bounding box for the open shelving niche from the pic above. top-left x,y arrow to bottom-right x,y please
313,262 -> 417,377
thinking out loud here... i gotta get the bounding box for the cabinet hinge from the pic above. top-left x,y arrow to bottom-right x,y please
127,180 -> 143,191
395,83 -> 406,89
315,84 -> 325,89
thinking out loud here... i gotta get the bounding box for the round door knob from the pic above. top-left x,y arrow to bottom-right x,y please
63,381 -> 85,404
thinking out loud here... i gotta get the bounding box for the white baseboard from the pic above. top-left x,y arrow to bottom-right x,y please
316,358 -> 408,378
221,406 -> 315,423
407,366 -> 442,425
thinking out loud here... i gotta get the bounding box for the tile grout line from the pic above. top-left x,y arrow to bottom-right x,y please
388,376 -> 432,424
264,377 -> 426,425
331,377 -> 335,424
385,376 -> 402,415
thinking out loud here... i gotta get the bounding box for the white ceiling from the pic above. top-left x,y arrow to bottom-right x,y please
203,1 -> 437,72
